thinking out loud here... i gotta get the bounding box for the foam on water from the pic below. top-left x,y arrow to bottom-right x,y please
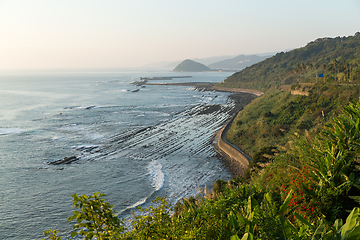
147,160 -> 165,191
0,128 -> 26,135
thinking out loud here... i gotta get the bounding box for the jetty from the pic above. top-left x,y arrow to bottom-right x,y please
140,76 -> 192,81
132,75 -> 193,86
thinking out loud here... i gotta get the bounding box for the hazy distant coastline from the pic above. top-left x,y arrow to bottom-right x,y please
143,52 -> 278,70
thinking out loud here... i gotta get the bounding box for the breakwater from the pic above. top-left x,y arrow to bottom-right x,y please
140,76 -> 192,81
211,93 -> 256,176
212,116 -> 251,177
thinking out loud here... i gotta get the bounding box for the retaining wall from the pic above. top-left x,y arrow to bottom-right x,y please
213,113 -> 251,176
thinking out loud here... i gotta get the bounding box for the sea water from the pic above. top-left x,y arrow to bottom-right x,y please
0,69 -> 235,239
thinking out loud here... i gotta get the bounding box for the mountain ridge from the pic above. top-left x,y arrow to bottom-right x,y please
208,54 -> 271,70
220,32 -> 360,91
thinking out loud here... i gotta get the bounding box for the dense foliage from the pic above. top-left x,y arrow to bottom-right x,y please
44,99 -> 360,239
219,32 -> 360,91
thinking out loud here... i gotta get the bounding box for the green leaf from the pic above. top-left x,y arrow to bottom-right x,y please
313,220 -> 326,237
236,212 -> 249,225
349,196 -> 360,204
265,192 -> 272,203
230,211 -> 240,231
247,196 -> 259,218
280,216 -> 296,240
294,212 -> 316,232
241,232 -> 254,240
230,235 -> 241,240
341,207 -> 360,239
333,219 -> 344,232
279,189 -> 293,215
347,225 -> 360,240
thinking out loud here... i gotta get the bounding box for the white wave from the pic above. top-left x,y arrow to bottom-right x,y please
203,97 -> 213,102
128,198 -> 147,210
115,122 -> 129,125
117,196 -> 149,216
77,105 -> 98,110
116,162 -> 165,214
147,160 -> 165,191
0,128 -> 26,135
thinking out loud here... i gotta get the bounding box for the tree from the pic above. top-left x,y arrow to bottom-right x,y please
333,59 -> 338,82
301,62 -> 306,82
345,62 -> 350,82
43,192 -> 125,240
314,63 -> 319,83
296,64 -> 301,81
322,63 -> 327,82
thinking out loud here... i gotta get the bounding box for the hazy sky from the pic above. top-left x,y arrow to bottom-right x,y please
0,0 -> 359,69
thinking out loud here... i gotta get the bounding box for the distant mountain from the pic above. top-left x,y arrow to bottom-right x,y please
143,53 -> 277,69
173,59 -> 211,72
208,54 -> 271,70
143,56 -> 236,69
191,55 -> 237,66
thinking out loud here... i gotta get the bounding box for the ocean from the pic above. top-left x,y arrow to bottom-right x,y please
0,69 -> 236,239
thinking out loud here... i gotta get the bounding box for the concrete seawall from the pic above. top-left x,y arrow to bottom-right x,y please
213,112 -> 251,176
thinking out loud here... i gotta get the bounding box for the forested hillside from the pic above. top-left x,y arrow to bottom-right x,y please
220,32 -> 360,91
226,84 -> 360,157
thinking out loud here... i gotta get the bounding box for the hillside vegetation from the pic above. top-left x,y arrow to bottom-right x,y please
227,84 -> 360,157
219,32 -> 360,91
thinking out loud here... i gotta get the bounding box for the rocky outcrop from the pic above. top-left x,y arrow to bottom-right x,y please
46,156 -> 79,165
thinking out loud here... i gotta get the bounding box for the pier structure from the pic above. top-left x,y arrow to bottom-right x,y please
139,75 -> 192,81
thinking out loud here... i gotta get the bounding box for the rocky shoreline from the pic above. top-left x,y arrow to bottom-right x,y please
144,82 -> 259,176
143,82 -> 264,97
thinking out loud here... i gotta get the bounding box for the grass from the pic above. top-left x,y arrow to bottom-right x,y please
226,83 -> 360,157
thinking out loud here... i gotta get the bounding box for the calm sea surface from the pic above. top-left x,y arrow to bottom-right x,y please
0,69 -> 236,239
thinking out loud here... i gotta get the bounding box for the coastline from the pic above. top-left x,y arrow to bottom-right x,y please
144,82 -> 264,97
144,82 -> 260,176
211,93 -> 255,177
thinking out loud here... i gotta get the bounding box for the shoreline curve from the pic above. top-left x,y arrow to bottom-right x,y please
212,108 -> 252,177
143,81 -> 260,176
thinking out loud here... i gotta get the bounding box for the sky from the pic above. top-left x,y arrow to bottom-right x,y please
0,0 -> 359,69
